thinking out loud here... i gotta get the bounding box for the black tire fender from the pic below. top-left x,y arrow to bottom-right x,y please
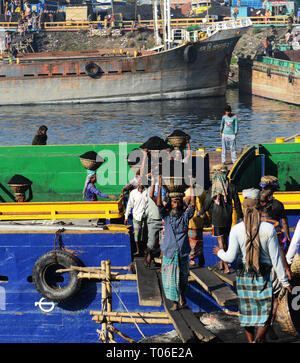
85,62 -> 102,78
32,250 -> 83,303
184,45 -> 197,63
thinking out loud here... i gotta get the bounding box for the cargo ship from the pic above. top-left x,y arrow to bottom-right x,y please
0,137 -> 299,343
0,18 -> 251,105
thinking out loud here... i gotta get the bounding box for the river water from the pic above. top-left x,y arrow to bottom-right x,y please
0,89 -> 299,150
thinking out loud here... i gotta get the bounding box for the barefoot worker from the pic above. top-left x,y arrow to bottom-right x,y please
83,170 -> 116,201
155,176 -> 195,311
213,188 -> 292,343
200,164 -> 242,273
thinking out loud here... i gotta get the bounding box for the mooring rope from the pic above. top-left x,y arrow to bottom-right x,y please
101,271 -> 146,340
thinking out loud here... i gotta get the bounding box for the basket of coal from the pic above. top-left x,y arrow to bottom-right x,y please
167,130 -> 190,150
162,160 -> 188,198
79,151 -> 105,171
276,276 -> 300,337
140,136 -> 170,152
7,174 -> 32,195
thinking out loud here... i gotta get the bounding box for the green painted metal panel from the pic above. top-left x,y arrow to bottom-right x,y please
0,143 -> 141,202
259,143 -> 300,192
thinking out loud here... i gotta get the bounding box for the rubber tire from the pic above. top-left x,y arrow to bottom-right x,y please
32,250 -> 83,303
85,62 -> 101,78
184,45 -> 197,63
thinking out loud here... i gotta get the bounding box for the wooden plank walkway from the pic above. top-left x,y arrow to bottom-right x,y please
189,266 -> 238,307
157,272 -> 216,343
207,150 -> 242,172
207,265 -> 236,287
135,258 -> 162,307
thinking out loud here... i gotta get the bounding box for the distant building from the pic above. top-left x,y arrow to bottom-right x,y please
170,0 -> 191,16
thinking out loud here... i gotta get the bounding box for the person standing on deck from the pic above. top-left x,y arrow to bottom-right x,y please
32,125 -> 48,145
156,175 -> 195,311
213,188 -> 292,343
220,104 -> 238,165
259,175 -> 291,252
124,182 -> 148,256
199,164 -> 243,273
82,170 -> 116,202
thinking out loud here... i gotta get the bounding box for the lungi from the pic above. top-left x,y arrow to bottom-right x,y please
188,228 -> 203,260
132,218 -> 147,244
162,250 -> 189,302
236,268 -> 273,327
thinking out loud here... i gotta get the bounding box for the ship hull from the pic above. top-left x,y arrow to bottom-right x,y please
238,57 -> 300,105
0,27 -> 247,105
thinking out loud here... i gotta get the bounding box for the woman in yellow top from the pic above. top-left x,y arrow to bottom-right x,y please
184,184 -> 208,267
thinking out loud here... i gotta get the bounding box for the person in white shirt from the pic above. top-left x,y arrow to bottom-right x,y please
124,183 -> 148,256
213,188 -> 291,343
286,219 -> 300,265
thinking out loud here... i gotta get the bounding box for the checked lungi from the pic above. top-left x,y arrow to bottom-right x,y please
161,250 -> 189,303
188,228 -> 203,260
236,268 -> 273,327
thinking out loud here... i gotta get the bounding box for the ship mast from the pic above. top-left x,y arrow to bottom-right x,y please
160,0 -> 171,49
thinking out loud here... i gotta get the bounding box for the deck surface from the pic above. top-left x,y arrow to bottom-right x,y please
189,266 -> 238,307
157,272 -> 216,343
135,258 -> 162,306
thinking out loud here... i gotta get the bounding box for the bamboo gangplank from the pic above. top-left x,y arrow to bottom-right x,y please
92,314 -> 172,325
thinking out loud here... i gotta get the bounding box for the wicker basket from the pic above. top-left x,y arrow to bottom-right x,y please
167,136 -> 187,150
79,157 -> 103,171
291,253 -> 300,275
163,176 -> 187,197
276,288 -> 299,337
8,183 -> 30,194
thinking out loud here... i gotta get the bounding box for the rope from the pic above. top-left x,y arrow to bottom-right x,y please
52,228 -> 65,263
101,271 -> 146,340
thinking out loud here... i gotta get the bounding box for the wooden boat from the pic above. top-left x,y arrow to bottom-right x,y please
238,54 -> 300,105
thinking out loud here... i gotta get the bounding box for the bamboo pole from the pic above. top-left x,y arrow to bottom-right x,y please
105,259 -> 114,343
77,271 -> 137,281
285,133 -> 300,142
97,329 -> 117,343
101,260 -> 107,343
92,314 -> 172,325
106,326 -> 137,343
90,311 -> 169,318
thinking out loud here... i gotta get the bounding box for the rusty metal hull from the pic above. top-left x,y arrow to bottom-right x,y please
239,58 -> 300,105
0,28 -> 245,105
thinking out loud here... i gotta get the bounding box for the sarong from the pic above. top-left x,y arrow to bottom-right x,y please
132,218 -> 146,243
236,268 -> 273,327
188,228 -> 203,260
162,250 -> 189,302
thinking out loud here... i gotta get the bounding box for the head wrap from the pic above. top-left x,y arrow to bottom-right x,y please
82,170 -> 96,199
242,188 -> 261,274
211,165 -> 228,205
259,175 -> 279,191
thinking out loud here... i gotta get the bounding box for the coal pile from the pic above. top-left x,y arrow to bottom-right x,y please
80,151 -> 104,162
140,136 -> 170,150
8,174 -> 32,185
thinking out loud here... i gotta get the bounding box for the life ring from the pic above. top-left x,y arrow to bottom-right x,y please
184,45 -> 197,64
32,250 -> 83,303
85,62 -> 102,78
